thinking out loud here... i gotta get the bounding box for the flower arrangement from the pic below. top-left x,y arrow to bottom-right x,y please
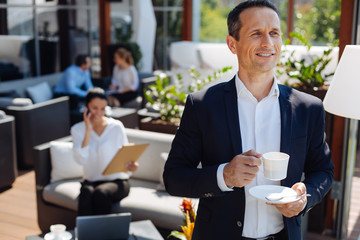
144,67 -> 232,124
168,198 -> 196,240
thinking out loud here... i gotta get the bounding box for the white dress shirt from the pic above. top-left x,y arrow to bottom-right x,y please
217,74 -> 283,238
71,117 -> 131,182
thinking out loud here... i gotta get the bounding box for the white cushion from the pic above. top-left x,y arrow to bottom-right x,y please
126,129 -> 174,182
43,179 -> 81,211
119,178 -> 198,230
50,141 -> 83,183
26,81 -> 53,103
0,97 -> 33,109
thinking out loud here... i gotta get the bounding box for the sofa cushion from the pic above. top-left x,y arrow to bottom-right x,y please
42,177 -> 198,231
50,141 -> 83,183
26,81 -> 53,103
126,129 -> 174,182
0,97 -> 33,109
117,179 -> 197,230
43,179 -> 81,211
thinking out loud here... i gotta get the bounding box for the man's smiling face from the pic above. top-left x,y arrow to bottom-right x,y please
229,7 -> 282,76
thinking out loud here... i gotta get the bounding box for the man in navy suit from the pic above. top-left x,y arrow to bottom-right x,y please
163,1 -> 334,239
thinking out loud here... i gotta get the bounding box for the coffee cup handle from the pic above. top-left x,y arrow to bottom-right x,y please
259,156 -> 264,173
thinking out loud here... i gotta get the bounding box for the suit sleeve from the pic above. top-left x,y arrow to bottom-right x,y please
163,94 -> 225,198
302,101 -> 334,213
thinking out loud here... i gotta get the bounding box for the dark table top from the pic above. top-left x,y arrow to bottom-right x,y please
26,220 -> 163,240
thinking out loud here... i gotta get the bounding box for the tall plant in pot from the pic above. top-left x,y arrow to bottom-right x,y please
276,32 -> 338,100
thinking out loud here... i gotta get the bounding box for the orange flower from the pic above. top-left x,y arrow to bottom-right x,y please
180,198 -> 196,223
169,198 -> 197,240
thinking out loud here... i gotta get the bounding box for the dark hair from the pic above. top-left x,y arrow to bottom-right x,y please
227,0 -> 279,41
75,54 -> 90,67
85,87 -> 108,106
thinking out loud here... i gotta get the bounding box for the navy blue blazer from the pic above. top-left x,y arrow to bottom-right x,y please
163,77 -> 334,240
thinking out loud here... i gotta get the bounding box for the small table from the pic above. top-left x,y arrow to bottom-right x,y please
108,107 -> 138,129
26,220 -> 163,240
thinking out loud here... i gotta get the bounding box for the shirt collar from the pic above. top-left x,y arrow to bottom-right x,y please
235,73 -> 280,100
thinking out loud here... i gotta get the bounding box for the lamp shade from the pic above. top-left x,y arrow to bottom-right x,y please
323,45 -> 360,120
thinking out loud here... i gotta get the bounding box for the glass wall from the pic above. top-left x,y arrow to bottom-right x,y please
293,0 -> 340,45
0,0 -> 98,80
153,0 -> 183,70
198,0 -> 340,45
198,0 -> 288,43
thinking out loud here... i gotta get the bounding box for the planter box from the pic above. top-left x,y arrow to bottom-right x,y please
140,117 -> 178,135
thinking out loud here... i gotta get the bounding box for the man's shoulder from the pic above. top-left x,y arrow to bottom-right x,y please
279,84 -> 324,108
63,65 -> 77,75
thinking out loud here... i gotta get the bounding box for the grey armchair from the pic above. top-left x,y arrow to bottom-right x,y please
0,115 -> 18,189
6,96 -> 70,168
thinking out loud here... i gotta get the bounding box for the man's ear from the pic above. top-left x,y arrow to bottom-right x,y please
226,35 -> 237,54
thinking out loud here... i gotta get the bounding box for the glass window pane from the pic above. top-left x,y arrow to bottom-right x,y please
154,10 -> 165,69
36,7 -> 59,75
10,0 -> 32,4
293,0 -> 340,45
0,7 -> 33,80
154,0 -> 183,70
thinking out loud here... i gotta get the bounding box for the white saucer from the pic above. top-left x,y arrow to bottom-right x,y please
44,231 -> 72,240
249,185 -> 300,204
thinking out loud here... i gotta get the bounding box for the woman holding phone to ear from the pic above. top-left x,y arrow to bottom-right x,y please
71,87 -> 138,216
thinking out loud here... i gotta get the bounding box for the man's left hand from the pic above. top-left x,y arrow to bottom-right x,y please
267,182 -> 307,218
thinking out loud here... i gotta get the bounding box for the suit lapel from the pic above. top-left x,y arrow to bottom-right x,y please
278,85 -> 293,186
224,77 -> 243,155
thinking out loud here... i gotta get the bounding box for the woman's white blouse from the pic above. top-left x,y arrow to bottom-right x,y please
71,118 -> 131,182
111,65 -> 139,92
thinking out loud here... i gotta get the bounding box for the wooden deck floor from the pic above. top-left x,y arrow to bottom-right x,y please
0,170 -> 41,240
0,169 -> 358,240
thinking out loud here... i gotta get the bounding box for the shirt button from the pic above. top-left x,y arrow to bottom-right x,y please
237,221 -> 242,228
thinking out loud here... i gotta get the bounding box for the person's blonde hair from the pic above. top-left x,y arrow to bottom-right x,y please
115,48 -> 134,65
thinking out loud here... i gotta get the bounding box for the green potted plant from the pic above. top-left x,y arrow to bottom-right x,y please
276,32 -> 338,100
141,67 -> 232,134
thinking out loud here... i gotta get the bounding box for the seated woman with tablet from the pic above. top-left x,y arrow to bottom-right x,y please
71,87 -> 138,216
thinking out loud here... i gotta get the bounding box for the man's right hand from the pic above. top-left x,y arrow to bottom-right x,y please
223,150 -> 262,188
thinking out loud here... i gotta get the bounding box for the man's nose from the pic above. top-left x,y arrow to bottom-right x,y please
261,34 -> 273,48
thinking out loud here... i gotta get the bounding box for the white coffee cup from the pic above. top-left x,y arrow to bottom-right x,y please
262,152 -> 289,180
50,224 -> 66,240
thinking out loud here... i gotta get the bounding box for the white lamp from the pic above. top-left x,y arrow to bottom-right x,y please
324,45 -> 360,119
323,45 -> 360,239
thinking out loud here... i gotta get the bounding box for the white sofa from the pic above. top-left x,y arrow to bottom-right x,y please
34,128 -> 198,233
169,41 -> 238,87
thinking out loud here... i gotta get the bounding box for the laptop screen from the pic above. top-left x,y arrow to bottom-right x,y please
76,212 -> 131,240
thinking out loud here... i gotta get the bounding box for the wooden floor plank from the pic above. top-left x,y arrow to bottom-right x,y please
0,170 -> 41,239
